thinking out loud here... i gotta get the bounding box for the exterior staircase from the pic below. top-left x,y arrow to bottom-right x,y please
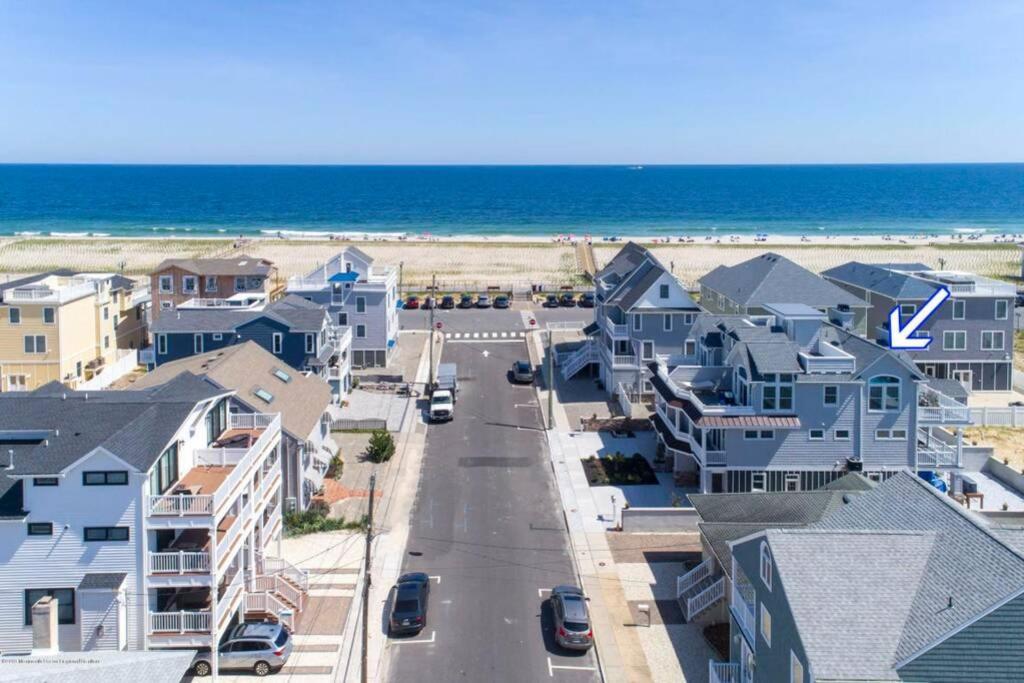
560,340 -> 596,380
245,554 -> 311,632
676,558 -> 726,621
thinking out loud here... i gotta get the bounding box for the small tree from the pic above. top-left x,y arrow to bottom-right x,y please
366,430 -> 395,463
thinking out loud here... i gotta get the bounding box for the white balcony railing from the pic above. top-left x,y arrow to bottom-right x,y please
709,661 -> 740,683
4,280 -> 97,304
918,388 -> 971,425
687,577 -> 725,620
149,610 -> 211,634
730,581 -> 757,645
677,558 -> 712,599
230,412 -> 278,430
150,551 -> 211,574
258,553 -> 310,593
149,494 -> 214,516
604,316 -> 629,337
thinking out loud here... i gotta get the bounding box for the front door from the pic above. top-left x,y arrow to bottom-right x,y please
952,369 -> 973,390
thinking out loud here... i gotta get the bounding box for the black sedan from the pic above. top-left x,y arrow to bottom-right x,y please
458,294 -> 474,309
389,573 -> 430,635
559,292 -> 577,307
579,292 -> 595,308
440,295 -> 455,309
543,294 -> 560,308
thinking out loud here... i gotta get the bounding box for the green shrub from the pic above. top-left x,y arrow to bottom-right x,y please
327,452 -> 343,479
366,430 -> 395,463
284,508 -> 367,537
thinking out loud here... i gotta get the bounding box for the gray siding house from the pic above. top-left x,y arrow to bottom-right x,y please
711,471 -> 1024,683
562,242 -> 700,400
286,246 -> 399,368
822,262 -> 1016,392
649,303 -> 971,494
699,253 -> 868,333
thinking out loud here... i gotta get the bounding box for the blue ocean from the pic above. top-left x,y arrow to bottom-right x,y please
0,164 -> 1022,238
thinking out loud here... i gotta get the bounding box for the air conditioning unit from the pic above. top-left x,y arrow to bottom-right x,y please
846,457 -> 863,472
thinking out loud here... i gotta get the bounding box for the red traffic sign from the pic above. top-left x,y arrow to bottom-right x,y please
435,322 -> 443,330
529,318 -> 537,326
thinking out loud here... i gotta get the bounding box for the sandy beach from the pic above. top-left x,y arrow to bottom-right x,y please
0,232 -> 1020,288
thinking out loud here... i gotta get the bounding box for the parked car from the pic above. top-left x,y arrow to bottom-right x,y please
494,294 -> 510,309
191,621 -> 293,677
422,296 -> 435,310
559,292 -> 577,307
458,294 -> 474,309
543,294 -> 560,308
1016,291 -> 1024,308
579,292 -> 595,308
429,389 -> 454,422
476,294 -> 492,308
389,572 -> 431,635
404,295 -> 420,310
510,360 -> 534,384
550,585 -> 593,651
440,295 -> 456,309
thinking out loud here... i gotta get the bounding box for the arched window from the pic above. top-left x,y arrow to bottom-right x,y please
868,375 -> 901,412
760,541 -> 773,591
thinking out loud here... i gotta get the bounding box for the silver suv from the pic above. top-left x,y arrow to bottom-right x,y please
191,621 -> 293,676
550,585 -> 593,651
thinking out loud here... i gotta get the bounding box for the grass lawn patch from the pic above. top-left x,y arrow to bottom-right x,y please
583,452 -> 658,486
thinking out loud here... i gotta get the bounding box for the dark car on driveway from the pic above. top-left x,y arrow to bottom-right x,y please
550,585 -> 593,651
579,292 -> 595,308
494,294 -> 510,309
458,294 -> 474,309
559,292 -> 577,307
543,294 -> 560,308
404,296 -> 420,310
440,295 -> 455,309
389,572 -> 430,636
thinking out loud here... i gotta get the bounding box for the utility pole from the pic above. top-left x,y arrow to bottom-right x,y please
361,473 -> 376,683
547,328 -> 554,429
428,273 -> 437,388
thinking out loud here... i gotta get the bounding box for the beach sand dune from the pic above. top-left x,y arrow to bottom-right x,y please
0,236 -> 1019,287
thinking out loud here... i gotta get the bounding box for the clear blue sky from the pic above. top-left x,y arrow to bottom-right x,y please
1,1 -> 1022,164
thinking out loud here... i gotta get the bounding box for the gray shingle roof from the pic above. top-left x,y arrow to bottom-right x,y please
150,294 -> 327,334
690,491 -> 850,525
821,472 -> 878,491
809,471 -> 1024,671
595,242 -> 649,283
700,252 -> 865,310
78,572 -> 128,590
0,373 -> 224,477
822,262 -> 939,300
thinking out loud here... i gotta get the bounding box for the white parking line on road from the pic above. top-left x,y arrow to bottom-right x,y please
429,575 -> 441,584
391,630 -> 436,646
537,588 -> 551,598
547,657 -> 597,677
473,332 -> 480,338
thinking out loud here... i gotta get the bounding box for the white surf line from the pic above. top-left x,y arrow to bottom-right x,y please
548,657 -> 597,676
391,630 -> 436,645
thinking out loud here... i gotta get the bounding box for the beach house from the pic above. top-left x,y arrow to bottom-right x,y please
131,341 -> 336,512
708,471 -> 1024,683
148,293 -> 351,401
649,303 -> 971,494
561,242 -> 701,400
0,270 -> 147,392
699,253 -> 868,332
286,246 -> 400,368
149,256 -> 278,322
822,262 -> 1016,392
0,373 -> 307,655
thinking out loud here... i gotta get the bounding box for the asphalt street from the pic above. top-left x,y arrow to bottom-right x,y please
385,338 -> 600,683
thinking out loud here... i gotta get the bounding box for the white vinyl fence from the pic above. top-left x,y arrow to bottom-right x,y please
77,349 -> 139,391
969,406 -> 1024,428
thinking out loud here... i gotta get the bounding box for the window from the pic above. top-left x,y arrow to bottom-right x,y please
103,335 -> 110,350
8,307 -> 20,324
868,376 -> 900,412
272,333 -> 283,354
641,341 -> 654,361
791,652 -> 805,683
338,312 -> 348,326
157,334 -> 167,355
254,388 -> 274,404
760,603 -> 772,646
6,374 -> 27,391
744,430 -> 774,440
632,314 -> 641,331
899,303 -> 917,318
33,477 -> 58,486
356,324 -> 366,338
102,306 -> 109,321
659,284 -> 669,299
760,542 -> 772,590
24,335 -> 47,354
663,314 -> 672,332
809,429 -> 824,440
28,523 -> 52,536
952,299 -> 965,320
684,339 -> 696,356
762,374 -> 794,411
82,471 -> 128,486
751,472 -> 766,492
305,333 -> 316,354
159,275 -> 173,293
683,313 -> 695,325
995,300 -> 1009,320
823,385 -> 838,406
273,368 -> 292,383
981,331 -> 1005,351
83,527 -> 129,542
235,276 -> 246,292
204,276 -> 218,293
356,297 -> 366,313
943,331 -> 967,351
25,589 -> 74,625
835,429 -> 850,440
182,276 -> 197,294
112,314 -> 118,328
76,361 -> 82,377
875,429 -> 907,441
194,334 -> 204,354
784,473 -> 800,491
212,333 -> 222,341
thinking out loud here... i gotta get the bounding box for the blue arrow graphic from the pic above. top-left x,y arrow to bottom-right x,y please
888,287 -> 950,350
